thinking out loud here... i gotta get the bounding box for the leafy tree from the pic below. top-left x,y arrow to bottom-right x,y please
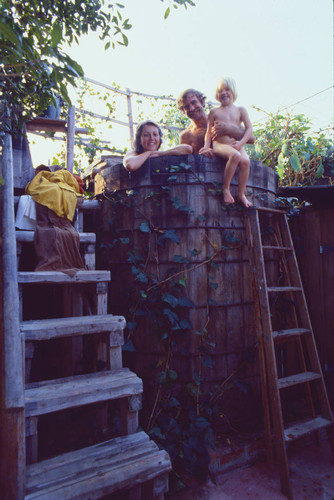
0,0 -> 195,129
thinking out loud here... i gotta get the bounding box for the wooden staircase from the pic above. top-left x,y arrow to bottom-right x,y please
3,196 -> 171,498
245,207 -> 334,499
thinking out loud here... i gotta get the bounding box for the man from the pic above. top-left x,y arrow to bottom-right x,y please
177,89 -> 254,158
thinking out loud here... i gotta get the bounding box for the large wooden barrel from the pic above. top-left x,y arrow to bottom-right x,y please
95,154 -> 277,431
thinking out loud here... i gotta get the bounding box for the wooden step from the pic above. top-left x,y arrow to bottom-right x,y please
16,230 -> 96,245
25,431 -> 171,499
273,327 -> 311,339
18,270 -> 110,284
278,371 -> 321,390
267,286 -> 302,293
21,314 -> 125,341
284,416 -> 333,443
25,369 -> 142,417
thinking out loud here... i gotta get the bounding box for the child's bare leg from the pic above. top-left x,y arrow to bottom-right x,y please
237,149 -> 252,207
213,143 -> 240,204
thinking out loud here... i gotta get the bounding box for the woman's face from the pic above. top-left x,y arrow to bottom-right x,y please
140,125 -> 161,152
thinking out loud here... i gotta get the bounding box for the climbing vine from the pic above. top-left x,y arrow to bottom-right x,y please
99,162 -> 260,490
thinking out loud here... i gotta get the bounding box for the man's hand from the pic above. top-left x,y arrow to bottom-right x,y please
211,121 -> 232,141
198,146 -> 215,159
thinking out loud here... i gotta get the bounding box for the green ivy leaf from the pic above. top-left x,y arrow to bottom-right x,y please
122,339 -> 136,352
139,221 -> 151,233
179,162 -> 192,170
156,371 -> 167,385
190,249 -> 201,257
158,229 -> 180,246
173,254 -> 189,264
164,7 -> 170,18
168,369 -> 178,382
201,355 -> 214,368
162,293 -> 178,308
179,277 -> 187,288
179,318 -> 192,329
225,230 -> 239,243
177,296 -> 194,308
126,321 -> 137,331
149,426 -> 164,439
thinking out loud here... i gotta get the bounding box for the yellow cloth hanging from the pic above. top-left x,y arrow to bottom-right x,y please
26,170 -> 82,221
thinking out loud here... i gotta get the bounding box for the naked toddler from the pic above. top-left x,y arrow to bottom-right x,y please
199,77 -> 253,207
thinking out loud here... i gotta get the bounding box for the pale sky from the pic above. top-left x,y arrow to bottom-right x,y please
29,0 -> 333,166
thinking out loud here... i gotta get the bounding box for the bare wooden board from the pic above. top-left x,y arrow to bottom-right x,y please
267,286 -> 302,293
273,328 -> 311,339
21,314 -> 125,341
278,371 -> 321,389
16,231 -> 96,244
18,270 -> 110,284
284,416 -> 332,442
25,431 -> 171,499
25,369 -> 143,416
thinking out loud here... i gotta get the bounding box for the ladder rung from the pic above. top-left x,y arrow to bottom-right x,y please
284,416 -> 333,443
256,207 -> 287,214
278,371 -> 321,389
267,286 -> 301,293
273,328 -> 311,339
263,245 -> 293,251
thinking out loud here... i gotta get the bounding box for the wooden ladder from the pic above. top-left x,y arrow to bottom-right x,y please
245,207 -> 334,499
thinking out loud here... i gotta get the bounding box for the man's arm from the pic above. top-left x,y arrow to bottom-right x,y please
211,121 -> 255,144
180,129 -> 191,145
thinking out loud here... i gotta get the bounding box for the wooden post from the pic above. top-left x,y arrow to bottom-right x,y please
0,126 -> 25,498
66,105 -> 75,173
126,88 -> 134,147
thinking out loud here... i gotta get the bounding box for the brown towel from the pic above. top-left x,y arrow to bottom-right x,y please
34,203 -> 86,277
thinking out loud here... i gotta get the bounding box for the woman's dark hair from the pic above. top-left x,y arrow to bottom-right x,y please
134,120 -> 163,154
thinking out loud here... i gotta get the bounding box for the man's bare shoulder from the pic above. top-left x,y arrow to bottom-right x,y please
180,122 -> 201,140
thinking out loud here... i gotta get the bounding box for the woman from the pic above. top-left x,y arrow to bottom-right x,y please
123,120 -> 192,172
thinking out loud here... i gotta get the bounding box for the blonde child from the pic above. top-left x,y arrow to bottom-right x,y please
199,77 -> 253,207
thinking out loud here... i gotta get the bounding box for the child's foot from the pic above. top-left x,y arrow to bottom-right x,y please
238,194 -> 252,208
223,188 -> 235,204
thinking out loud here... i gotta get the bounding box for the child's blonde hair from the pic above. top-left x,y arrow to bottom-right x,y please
215,77 -> 238,102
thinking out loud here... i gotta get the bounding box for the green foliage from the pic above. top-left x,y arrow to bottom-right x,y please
248,108 -> 333,187
0,0 -> 195,131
